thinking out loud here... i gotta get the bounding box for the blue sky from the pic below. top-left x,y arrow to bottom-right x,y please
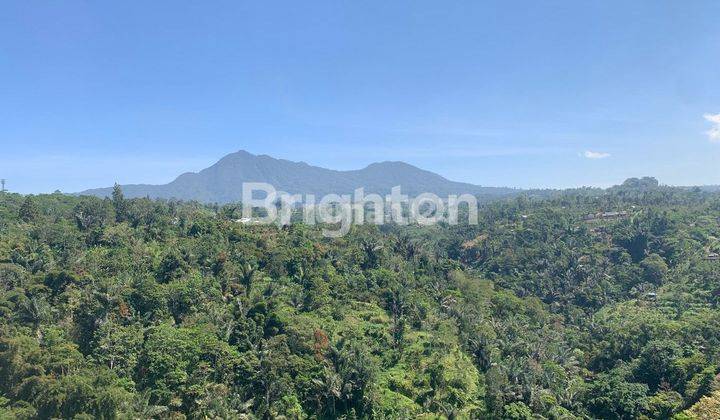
2,1 -> 720,193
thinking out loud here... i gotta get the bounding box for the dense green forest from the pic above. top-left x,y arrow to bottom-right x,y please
2,178 -> 720,419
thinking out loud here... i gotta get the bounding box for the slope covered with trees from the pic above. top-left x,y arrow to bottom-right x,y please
1,179 -> 720,419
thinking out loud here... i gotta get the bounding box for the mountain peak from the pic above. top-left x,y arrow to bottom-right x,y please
216,149 -> 256,162
363,161 -> 416,170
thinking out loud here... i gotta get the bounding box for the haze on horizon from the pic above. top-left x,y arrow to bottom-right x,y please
2,1 -> 720,194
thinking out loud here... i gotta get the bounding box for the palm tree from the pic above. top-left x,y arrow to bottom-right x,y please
239,262 -> 257,297
122,390 -> 168,419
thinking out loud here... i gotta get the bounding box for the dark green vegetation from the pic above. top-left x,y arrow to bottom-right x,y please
79,150 -> 517,203
2,179 -> 720,419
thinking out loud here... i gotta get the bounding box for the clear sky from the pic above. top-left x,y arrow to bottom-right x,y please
2,1 -> 720,194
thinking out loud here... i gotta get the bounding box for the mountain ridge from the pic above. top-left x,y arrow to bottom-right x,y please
79,150 -> 518,203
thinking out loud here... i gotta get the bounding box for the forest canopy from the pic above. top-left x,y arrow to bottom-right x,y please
1,181 -> 720,419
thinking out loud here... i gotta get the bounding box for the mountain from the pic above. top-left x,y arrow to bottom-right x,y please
79,150 -> 518,203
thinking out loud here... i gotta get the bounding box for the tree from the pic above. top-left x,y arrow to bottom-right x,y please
18,196 -> 39,222
634,340 -> 684,391
646,390 -> 683,419
239,262 -> 256,297
111,183 -> 128,222
73,199 -> 113,231
584,368 -> 649,419
502,402 -> 533,420
641,254 -> 669,284
677,390 -> 720,420
44,270 -> 79,296
91,320 -> 143,376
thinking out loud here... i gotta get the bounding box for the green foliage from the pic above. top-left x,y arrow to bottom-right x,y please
1,186 -> 720,418
641,253 -> 669,284
502,401 -> 533,419
583,366 -> 649,419
18,196 -> 39,222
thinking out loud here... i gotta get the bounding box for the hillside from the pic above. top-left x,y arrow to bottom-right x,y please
2,183 -> 720,418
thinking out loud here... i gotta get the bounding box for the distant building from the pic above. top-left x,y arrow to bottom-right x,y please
601,211 -> 629,219
584,211 -> 629,221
